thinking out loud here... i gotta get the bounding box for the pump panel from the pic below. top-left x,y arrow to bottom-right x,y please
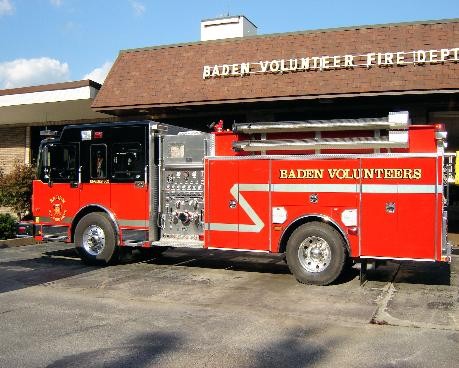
158,133 -> 210,245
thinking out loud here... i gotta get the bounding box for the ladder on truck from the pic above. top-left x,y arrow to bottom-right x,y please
232,111 -> 410,153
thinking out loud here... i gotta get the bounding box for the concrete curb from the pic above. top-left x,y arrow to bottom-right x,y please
0,237 -> 37,249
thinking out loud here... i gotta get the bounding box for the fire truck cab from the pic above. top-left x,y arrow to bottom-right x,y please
29,112 -> 454,285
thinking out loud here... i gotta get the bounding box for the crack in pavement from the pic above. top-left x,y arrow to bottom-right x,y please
370,265 -> 459,331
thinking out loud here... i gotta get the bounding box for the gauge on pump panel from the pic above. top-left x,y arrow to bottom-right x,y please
166,174 -> 174,183
183,171 -> 190,181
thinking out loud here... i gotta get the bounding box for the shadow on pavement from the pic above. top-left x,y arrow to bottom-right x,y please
394,262 -> 451,286
145,248 -> 292,276
2,244 -> 453,295
45,332 -> 182,368
362,260 -> 451,286
0,247 -> 97,294
46,328 -> 334,368
250,327 -> 332,368
126,248 -> 455,286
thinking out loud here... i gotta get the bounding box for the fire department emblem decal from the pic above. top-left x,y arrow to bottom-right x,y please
49,195 -> 67,222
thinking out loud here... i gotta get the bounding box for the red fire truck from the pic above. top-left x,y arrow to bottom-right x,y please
25,112 -> 453,285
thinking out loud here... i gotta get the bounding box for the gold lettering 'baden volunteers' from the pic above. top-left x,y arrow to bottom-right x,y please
279,168 -> 422,180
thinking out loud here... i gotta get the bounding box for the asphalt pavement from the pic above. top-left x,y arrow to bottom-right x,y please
0,242 -> 458,367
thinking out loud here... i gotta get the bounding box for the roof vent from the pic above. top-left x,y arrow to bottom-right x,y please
200,15 -> 257,41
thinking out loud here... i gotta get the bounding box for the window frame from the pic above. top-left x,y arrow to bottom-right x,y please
39,142 -> 78,183
110,141 -> 144,182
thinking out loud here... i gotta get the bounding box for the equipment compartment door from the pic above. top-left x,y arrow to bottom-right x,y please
205,159 -> 270,250
237,160 -> 270,250
360,157 -> 438,259
396,157 -> 438,259
205,160 -> 239,248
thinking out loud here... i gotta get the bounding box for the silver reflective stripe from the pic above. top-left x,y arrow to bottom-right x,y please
119,219 -> 147,227
239,183 -> 270,192
361,184 -> 401,194
207,247 -> 270,253
272,183 -> 358,193
38,216 -> 73,224
360,256 -> 435,262
207,182 -> 440,234
361,184 -> 440,194
207,223 -> 238,231
208,184 -> 265,233
273,183 -> 439,194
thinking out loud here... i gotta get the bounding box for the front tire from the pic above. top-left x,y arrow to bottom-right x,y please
75,212 -> 118,265
286,222 -> 347,285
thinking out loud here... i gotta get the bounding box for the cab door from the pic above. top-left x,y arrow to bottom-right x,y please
78,143 -> 111,213
110,138 -> 149,229
33,142 -> 80,233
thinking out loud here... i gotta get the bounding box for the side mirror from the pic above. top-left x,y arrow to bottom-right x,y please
41,145 -> 52,186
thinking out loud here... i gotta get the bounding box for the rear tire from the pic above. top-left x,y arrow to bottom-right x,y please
75,212 -> 118,265
286,222 -> 347,285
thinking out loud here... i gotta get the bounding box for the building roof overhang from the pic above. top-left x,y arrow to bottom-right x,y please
94,88 -> 459,114
0,80 -> 111,127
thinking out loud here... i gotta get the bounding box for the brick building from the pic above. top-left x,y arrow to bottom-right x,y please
93,17 -> 459,149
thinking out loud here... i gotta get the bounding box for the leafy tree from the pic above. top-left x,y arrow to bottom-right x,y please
0,213 -> 17,240
0,162 -> 36,219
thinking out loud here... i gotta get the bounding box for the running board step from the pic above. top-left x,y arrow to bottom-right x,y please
151,239 -> 204,249
43,234 -> 68,242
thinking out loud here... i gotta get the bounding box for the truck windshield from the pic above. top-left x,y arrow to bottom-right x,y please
39,143 -> 77,183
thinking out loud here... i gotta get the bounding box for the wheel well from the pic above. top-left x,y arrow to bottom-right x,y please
278,216 -> 349,254
71,206 -> 117,242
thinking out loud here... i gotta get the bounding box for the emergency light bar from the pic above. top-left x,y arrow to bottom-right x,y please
39,130 -> 58,137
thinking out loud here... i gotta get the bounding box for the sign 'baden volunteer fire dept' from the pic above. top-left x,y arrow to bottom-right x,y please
202,47 -> 459,79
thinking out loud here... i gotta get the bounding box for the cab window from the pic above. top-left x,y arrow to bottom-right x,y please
111,142 -> 144,181
40,143 -> 77,183
90,144 -> 107,179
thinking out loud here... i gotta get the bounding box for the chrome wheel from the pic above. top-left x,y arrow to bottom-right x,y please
82,225 -> 106,256
297,236 -> 331,273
